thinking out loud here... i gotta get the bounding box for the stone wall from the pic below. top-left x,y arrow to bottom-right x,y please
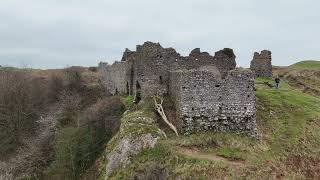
98,61 -> 132,95
169,67 -> 257,137
99,42 -> 237,99
250,50 -> 272,77
129,42 -> 236,98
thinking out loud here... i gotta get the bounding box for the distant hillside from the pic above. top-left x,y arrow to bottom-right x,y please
274,60 -> 320,97
289,60 -> 320,70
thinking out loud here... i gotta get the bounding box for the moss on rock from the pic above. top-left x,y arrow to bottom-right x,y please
101,100 -> 165,179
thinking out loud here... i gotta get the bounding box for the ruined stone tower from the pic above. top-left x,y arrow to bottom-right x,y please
98,42 -> 257,137
250,50 -> 272,77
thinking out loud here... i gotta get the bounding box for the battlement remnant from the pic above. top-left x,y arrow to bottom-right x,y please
250,50 -> 272,77
98,42 -> 258,137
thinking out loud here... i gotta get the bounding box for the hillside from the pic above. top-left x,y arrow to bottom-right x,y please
97,66 -> 320,179
1,62 -> 319,179
0,67 -> 115,179
274,60 -> 320,97
289,60 -> 320,70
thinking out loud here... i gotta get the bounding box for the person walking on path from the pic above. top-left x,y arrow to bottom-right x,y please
275,76 -> 280,89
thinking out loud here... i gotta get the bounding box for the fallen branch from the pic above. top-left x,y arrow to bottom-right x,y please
153,95 -> 179,136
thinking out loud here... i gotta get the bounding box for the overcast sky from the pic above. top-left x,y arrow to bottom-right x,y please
0,0 -> 319,69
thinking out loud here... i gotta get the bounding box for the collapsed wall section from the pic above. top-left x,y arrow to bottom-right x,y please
169,67 -> 257,137
250,50 -> 272,77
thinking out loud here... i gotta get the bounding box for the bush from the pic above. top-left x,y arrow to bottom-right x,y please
88,67 -> 97,72
64,68 -> 83,92
0,69 -> 46,155
48,74 -> 65,102
43,96 -> 125,179
57,91 -> 81,127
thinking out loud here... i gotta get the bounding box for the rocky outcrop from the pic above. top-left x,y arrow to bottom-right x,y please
106,134 -> 158,177
104,110 -> 164,178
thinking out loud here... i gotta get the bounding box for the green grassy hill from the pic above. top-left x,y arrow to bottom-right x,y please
289,60 -> 320,70
274,60 -> 320,97
98,77 -> 320,179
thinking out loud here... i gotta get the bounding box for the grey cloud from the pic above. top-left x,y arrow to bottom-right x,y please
0,0 -> 319,68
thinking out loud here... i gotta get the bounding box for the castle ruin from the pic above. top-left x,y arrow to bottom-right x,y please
99,42 -> 257,137
250,50 -> 273,77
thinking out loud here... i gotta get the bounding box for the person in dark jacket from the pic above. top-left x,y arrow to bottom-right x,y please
275,76 -> 280,89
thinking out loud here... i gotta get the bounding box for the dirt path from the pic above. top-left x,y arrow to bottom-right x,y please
0,104 -> 62,180
179,147 -> 245,166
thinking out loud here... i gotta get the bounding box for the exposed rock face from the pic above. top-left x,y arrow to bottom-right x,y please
250,50 -> 272,77
104,111 -> 163,178
105,134 -> 158,178
170,68 -> 257,137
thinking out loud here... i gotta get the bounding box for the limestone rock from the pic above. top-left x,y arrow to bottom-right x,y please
105,133 -> 159,178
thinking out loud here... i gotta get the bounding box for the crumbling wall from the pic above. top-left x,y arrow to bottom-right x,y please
169,67 -> 257,137
98,61 -> 132,95
129,42 -> 236,98
132,42 -> 180,99
213,48 -> 237,77
250,50 -> 272,77
99,42 -> 237,99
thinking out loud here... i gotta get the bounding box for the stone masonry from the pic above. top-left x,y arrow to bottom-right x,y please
250,50 -> 272,77
99,42 -> 259,137
169,67 -> 256,137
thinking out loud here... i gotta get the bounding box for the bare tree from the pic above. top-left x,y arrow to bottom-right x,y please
0,69 -> 44,146
153,95 -> 179,136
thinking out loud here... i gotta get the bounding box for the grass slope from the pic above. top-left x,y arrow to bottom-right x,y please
289,60 -> 320,70
108,78 -> 320,179
275,61 -> 320,97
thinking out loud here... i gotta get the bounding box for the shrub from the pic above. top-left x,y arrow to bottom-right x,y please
64,68 -> 83,92
58,91 -> 81,127
43,96 -> 125,179
0,69 -> 46,155
88,67 -> 97,72
48,74 -> 65,102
